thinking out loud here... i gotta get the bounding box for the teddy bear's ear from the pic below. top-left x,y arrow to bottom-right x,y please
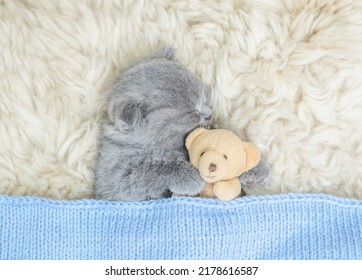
185,128 -> 207,150
241,142 -> 261,172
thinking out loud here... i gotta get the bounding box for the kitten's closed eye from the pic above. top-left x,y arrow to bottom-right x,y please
200,107 -> 212,120
189,108 -> 212,120
196,86 -> 212,125
198,108 -> 212,128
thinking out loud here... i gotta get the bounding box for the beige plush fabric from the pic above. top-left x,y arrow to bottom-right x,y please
1,0 -> 361,199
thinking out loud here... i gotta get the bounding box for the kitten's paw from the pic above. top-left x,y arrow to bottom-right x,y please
169,163 -> 204,196
239,160 -> 271,189
162,189 -> 172,198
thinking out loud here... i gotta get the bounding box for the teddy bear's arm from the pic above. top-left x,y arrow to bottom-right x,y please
200,183 -> 216,198
213,178 -> 242,201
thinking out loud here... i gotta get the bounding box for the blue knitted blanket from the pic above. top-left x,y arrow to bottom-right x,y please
0,193 -> 361,260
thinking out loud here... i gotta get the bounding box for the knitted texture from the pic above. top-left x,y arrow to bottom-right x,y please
0,193 -> 361,260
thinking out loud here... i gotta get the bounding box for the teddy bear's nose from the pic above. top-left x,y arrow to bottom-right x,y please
209,163 -> 217,173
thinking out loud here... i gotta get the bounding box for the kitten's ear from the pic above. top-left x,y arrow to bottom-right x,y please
152,47 -> 174,60
121,100 -> 148,127
108,97 -> 148,132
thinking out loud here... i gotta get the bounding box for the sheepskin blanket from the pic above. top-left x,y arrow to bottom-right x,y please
1,193 -> 362,260
1,0 -> 362,200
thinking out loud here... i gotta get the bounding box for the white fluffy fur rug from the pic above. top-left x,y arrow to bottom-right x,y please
1,0 -> 361,199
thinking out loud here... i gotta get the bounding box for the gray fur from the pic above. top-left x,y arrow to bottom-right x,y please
239,159 -> 271,192
95,47 -> 212,201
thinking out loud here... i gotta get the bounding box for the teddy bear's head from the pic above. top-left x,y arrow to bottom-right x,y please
186,128 -> 261,183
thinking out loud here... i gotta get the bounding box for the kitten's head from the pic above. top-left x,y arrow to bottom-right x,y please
106,47 -> 212,148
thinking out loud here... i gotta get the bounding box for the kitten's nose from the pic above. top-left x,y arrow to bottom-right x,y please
203,110 -> 212,121
200,110 -> 213,128
209,163 -> 217,173
201,107 -> 213,121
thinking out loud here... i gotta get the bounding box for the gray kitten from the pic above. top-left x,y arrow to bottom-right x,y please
95,48 -> 212,201
95,47 -> 270,201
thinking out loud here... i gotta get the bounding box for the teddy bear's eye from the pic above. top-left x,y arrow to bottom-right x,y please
223,155 -> 227,160
200,152 -> 205,157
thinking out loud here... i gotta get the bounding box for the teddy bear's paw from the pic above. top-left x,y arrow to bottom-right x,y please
199,183 -> 216,198
239,160 -> 271,189
213,181 -> 241,201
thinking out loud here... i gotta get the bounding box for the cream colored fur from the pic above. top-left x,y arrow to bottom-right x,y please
1,0 -> 361,199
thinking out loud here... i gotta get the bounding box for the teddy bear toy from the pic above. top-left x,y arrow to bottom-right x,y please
185,128 -> 261,201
